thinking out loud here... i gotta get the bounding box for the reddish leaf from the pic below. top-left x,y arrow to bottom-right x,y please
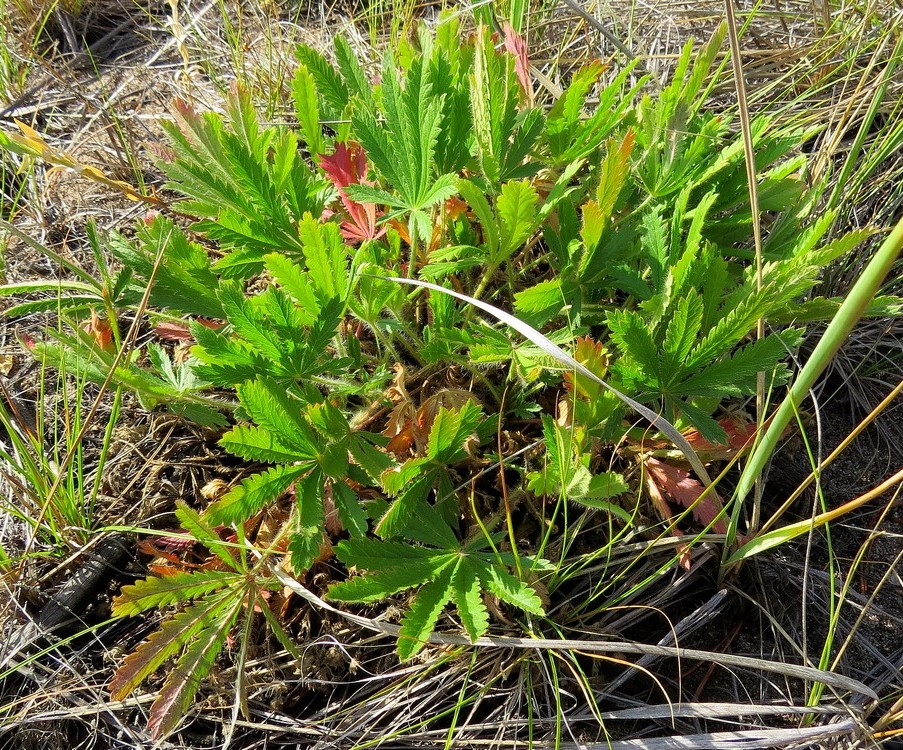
319,141 -> 386,243
154,321 -> 193,341
154,318 -> 224,342
644,457 -> 727,534
684,417 -> 758,455
503,22 -> 533,102
84,310 -> 114,353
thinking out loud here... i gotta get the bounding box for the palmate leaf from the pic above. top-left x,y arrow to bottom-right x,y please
109,590 -> 237,701
161,90 -> 320,252
350,52 -> 453,217
191,287 -> 343,388
330,535 -> 545,658
189,322 -> 262,387
545,63 -> 640,165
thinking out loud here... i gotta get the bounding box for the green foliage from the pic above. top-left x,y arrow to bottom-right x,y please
2,14 -> 896,741
329,535 -> 544,659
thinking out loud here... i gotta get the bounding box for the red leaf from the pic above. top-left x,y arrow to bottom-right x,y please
153,321 -> 193,341
644,457 -> 727,534
84,310 -> 114,353
319,141 -> 386,243
503,22 -> 533,101
685,417 -> 758,453
153,318 -> 224,342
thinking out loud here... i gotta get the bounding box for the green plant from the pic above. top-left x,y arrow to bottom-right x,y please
2,13 -> 899,741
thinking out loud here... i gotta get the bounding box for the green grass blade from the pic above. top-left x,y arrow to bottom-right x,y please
725,215 -> 903,560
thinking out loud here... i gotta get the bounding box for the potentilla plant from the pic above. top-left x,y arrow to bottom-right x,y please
1,12 -> 897,739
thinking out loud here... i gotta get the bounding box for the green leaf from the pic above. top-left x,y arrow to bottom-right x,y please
514,278 -> 566,320
263,253 -> 320,325
335,537 -> 440,567
219,424 -> 313,464
496,179 -> 539,264
457,179 -> 499,257
298,213 -> 348,301
376,474 -> 434,539
112,570 -> 239,616
672,334 -> 795,398
293,64 -> 326,157
352,52 -> 449,214
663,291 -> 704,365
471,25 -> 519,185
175,500 -> 240,571
426,400 -> 483,463
295,45 -> 348,119
331,480 -> 368,537
218,282 -> 285,363
115,218 -> 224,319
397,562 -> 456,660
235,378 -> 317,451
595,131 -> 635,224
452,558 -> 490,642
478,563 -> 544,615
289,470 -> 326,571
349,434 -> 395,483
334,35 -> 374,106
606,309 -> 661,386
205,464 -> 307,526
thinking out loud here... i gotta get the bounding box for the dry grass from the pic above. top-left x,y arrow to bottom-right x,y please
1,0 -> 902,748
